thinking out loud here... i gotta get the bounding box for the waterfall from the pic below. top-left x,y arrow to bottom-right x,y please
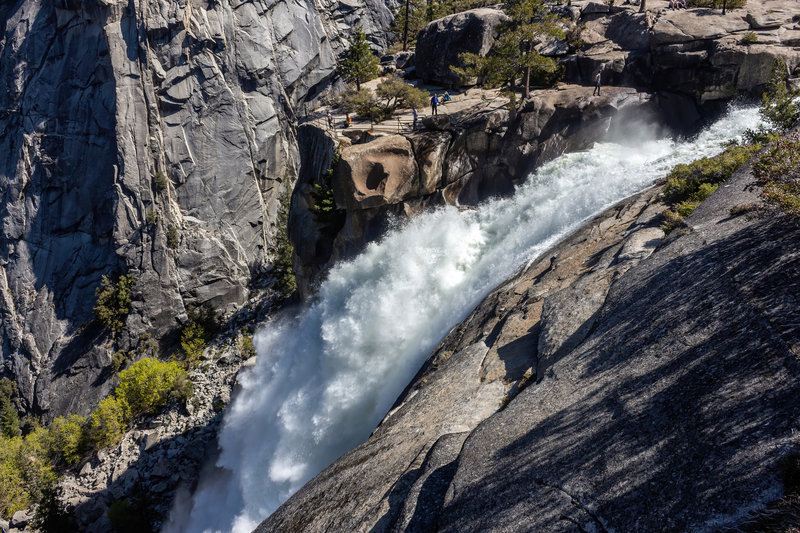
169,105 -> 761,533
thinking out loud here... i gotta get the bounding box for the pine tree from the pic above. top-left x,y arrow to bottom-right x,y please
339,28 -> 380,91
452,0 -> 564,98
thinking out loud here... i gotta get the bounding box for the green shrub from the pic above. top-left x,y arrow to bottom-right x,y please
0,401 -> 19,439
375,74 -> 430,115
662,144 -> 760,206
0,379 -> 20,439
741,31 -> 758,45
761,58 -> 800,132
336,86 -> 386,122
145,210 -> 159,225
111,350 -> 130,373
752,136 -> 800,215
239,332 -> 256,360
660,143 -> 759,233
179,305 -> 219,365
115,358 -> 190,419
86,396 -> 126,449
180,322 -> 206,365
0,429 -> 57,519
274,184 -> 297,298
311,151 -> 346,239
0,436 -> 28,518
47,415 -> 87,467
94,274 -> 135,335
153,171 -> 168,193
166,226 -> 179,249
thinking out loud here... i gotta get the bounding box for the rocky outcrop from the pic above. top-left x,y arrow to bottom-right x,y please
0,0 -> 395,419
260,130 -> 800,532
570,0 -> 800,106
415,7 -> 510,87
415,0 -> 800,120
58,334 -> 252,533
291,86 -> 662,293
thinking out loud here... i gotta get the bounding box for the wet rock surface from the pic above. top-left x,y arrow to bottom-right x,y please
261,180 -> 674,531
260,144 -> 800,531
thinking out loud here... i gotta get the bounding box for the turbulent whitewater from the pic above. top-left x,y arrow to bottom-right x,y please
171,106 -> 760,532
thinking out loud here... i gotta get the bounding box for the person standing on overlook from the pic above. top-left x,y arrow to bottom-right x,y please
430,94 -> 439,116
593,70 -> 602,96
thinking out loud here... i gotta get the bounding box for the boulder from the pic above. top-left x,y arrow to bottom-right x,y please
9,510 -> 31,529
422,115 -> 452,131
0,518 -> 8,533
581,1 -> 610,15
747,13 -> 784,30
410,132 -> 452,195
415,7 -> 510,87
333,135 -> 420,210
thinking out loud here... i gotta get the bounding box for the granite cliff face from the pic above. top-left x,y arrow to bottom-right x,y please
0,0 -> 394,418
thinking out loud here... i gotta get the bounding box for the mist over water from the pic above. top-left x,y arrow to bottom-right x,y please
169,106 -> 761,533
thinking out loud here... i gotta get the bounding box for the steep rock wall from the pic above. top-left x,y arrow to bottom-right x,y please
0,0 -> 395,418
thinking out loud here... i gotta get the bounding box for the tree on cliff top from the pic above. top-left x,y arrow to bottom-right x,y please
339,28 -> 380,90
760,58 -> 800,132
452,0 -> 564,98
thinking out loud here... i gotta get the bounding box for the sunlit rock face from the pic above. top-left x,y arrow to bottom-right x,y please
0,0 -> 395,419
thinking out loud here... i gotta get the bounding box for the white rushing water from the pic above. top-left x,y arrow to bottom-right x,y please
170,105 -> 760,533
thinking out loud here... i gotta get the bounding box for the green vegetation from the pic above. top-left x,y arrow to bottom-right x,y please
0,378 -> 21,438
94,273 -> 135,335
47,415 -> 87,468
0,431 -> 56,519
338,76 -> 427,122
760,59 -> 800,133
180,322 -> 207,365
239,332 -> 256,360
0,356 -> 192,520
153,171 -> 168,193
116,359 -> 191,420
111,350 -> 130,373
145,210 -> 159,225
660,143 -> 761,233
179,305 -> 219,366
310,149 -> 346,239
339,28 -> 380,90
87,396 -> 126,449
741,31 -> 758,45
752,136 -> 800,215
274,183 -> 297,299
337,87 -> 384,121
376,74 -> 429,113
452,0 -> 564,97
167,225 -> 180,249
742,59 -> 800,216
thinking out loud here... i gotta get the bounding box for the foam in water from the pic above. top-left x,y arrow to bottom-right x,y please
168,105 -> 761,533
